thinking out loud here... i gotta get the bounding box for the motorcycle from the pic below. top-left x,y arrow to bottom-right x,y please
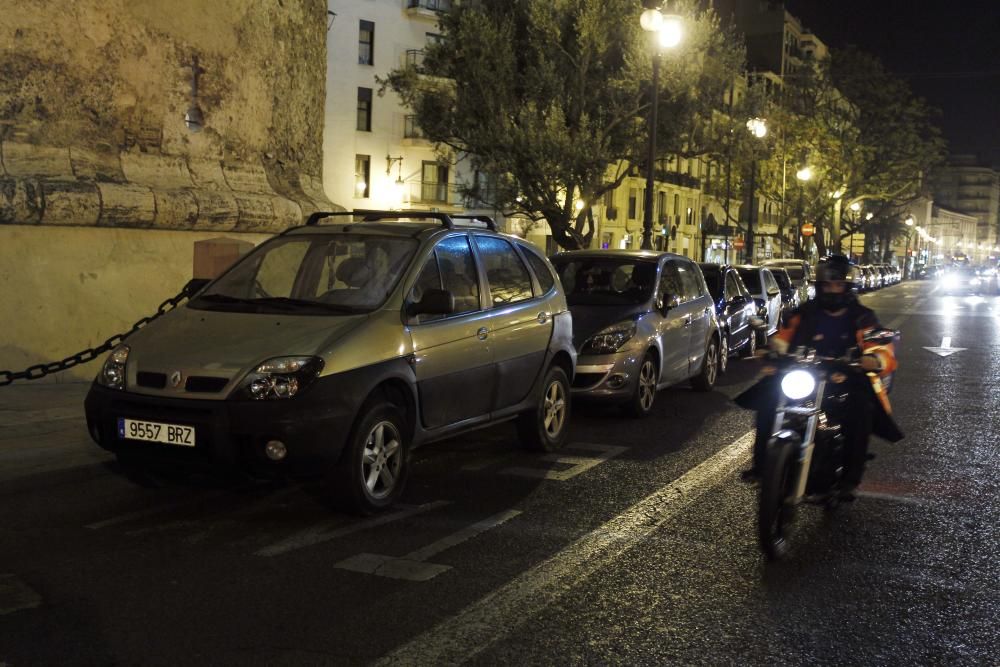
758,329 -> 898,559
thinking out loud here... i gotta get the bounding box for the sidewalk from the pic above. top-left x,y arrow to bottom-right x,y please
0,381 -> 112,484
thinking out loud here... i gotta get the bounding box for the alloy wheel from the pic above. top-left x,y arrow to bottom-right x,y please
638,359 -> 657,411
719,336 -> 729,374
361,420 -> 403,500
543,379 -> 567,438
705,342 -> 718,386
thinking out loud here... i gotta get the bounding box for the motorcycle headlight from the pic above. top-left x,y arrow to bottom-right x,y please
96,345 -> 130,390
582,321 -> 637,355
235,356 -> 324,400
781,369 -> 816,400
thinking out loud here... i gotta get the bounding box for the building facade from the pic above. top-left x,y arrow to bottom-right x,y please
931,155 -> 1000,251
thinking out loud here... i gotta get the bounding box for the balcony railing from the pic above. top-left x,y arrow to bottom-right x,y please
407,0 -> 452,12
409,181 -> 461,206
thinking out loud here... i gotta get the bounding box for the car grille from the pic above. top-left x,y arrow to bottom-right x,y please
136,371 -> 167,389
185,376 -> 230,393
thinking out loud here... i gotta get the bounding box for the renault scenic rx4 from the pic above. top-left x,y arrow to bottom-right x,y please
85,212 -> 576,513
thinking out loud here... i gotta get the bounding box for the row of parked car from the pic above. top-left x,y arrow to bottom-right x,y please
82,212 -> 819,513
856,264 -> 902,291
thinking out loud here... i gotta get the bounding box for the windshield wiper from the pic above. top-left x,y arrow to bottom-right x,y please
250,297 -> 365,313
192,293 -> 256,305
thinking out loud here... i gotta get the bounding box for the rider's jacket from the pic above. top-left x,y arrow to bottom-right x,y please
771,298 -> 898,381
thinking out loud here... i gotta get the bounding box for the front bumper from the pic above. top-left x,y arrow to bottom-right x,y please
570,350 -> 642,400
84,376 -> 360,475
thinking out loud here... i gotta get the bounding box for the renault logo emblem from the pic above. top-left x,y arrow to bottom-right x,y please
169,371 -> 183,388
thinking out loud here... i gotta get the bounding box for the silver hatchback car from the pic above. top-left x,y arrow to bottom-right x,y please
550,251 -> 721,417
85,212 -> 576,513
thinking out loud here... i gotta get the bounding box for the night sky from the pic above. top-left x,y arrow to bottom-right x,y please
785,0 -> 1000,168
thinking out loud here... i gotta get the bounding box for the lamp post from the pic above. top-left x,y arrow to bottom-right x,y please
744,117 -> 767,263
639,4 -> 683,250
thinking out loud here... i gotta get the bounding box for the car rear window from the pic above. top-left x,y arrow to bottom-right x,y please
739,270 -> 762,292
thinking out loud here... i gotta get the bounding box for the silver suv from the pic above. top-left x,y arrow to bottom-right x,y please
85,212 -> 576,513
550,251 -> 721,417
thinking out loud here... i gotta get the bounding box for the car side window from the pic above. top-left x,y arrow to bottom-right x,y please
659,261 -> 684,302
436,235 -> 481,315
676,261 -> 703,302
475,236 -> 534,306
724,272 -> 742,301
520,245 -> 556,294
407,255 -> 444,324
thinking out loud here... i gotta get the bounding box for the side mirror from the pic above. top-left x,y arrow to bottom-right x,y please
657,293 -> 681,313
409,288 -> 455,316
750,316 -> 766,330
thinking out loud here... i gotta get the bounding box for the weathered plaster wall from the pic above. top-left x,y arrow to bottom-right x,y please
0,0 -> 336,381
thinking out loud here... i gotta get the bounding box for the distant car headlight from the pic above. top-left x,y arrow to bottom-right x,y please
235,356 -> 324,400
96,345 -> 130,390
781,369 -> 816,400
970,278 -> 981,286
582,321 -> 637,355
942,274 -> 959,289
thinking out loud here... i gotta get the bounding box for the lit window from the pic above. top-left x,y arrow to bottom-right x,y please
355,154 -> 370,198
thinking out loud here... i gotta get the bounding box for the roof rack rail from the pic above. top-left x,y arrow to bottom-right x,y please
449,214 -> 498,231
304,210 -> 455,229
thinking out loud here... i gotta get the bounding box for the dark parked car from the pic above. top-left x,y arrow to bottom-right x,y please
736,265 -> 783,344
699,263 -> 759,370
769,267 -> 800,324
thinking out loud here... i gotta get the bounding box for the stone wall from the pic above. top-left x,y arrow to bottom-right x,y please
0,0 -> 338,381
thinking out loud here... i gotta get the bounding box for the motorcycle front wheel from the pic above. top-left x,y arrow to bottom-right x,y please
758,437 -> 799,560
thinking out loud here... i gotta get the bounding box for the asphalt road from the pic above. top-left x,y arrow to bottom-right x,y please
0,280 -> 997,665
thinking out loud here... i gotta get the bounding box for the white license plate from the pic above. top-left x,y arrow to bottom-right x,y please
118,418 -> 196,447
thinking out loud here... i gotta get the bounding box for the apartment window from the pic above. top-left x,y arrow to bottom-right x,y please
628,188 -> 638,220
359,20 -> 374,65
356,88 -> 372,131
354,154 -> 370,198
422,161 -> 449,202
657,191 -> 667,222
673,194 -> 680,216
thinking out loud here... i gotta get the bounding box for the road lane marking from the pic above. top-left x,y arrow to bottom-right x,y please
254,500 -> 450,557
374,431 -> 753,665
924,336 -> 966,357
0,574 -> 42,615
335,509 -> 522,581
85,490 -> 231,530
500,443 -> 627,481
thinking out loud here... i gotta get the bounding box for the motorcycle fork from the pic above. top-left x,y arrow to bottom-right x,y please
773,381 -> 827,502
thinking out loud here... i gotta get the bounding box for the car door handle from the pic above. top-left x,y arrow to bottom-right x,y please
537,312 -> 549,324
477,327 -> 489,340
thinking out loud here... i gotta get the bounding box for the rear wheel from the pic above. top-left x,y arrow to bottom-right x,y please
624,352 -> 658,418
517,365 -> 571,452
329,401 -> 409,515
690,338 -> 719,392
758,437 -> 798,560
718,335 -> 729,374
740,327 -> 757,358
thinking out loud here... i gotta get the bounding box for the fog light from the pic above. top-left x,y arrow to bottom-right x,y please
264,440 -> 287,461
607,373 -> 627,389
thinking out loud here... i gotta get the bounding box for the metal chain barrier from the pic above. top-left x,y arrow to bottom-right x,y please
0,280 -> 203,387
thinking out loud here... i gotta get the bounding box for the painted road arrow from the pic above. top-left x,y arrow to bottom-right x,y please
924,336 -> 966,357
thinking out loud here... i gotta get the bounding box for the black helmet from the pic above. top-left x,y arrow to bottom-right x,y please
816,254 -> 853,283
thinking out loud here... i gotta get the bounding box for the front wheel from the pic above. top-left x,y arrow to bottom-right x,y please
517,365 -> 571,452
624,352 -> 658,418
758,437 -> 798,560
329,402 -> 409,515
718,334 -> 729,375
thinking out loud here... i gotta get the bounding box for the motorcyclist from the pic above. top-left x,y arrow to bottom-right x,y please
736,255 -> 902,497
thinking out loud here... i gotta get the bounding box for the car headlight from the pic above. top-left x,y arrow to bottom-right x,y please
96,345 -> 130,390
236,356 -> 324,400
582,321 -> 637,355
781,369 -> 816,400
971,278 -> 981,286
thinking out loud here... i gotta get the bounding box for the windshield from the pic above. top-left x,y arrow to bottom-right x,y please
738,270 -> 761,292
552,257 -> 657,306
191,234 -> 418,315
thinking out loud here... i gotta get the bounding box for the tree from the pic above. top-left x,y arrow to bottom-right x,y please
381,0 -> 744,249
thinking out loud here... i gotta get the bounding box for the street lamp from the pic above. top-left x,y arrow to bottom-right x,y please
795,164 -> 812,259
640,3 -> 684,250
744,117 -> 767,262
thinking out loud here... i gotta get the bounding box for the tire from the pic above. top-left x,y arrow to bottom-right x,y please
758,437 -> 798,560
740,327 -> 757,358
690,337 -> 719,392
624,352 -> 658,418
329,401 -> 409,515
718,334 -> 729,375
517,365 -> 571,452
